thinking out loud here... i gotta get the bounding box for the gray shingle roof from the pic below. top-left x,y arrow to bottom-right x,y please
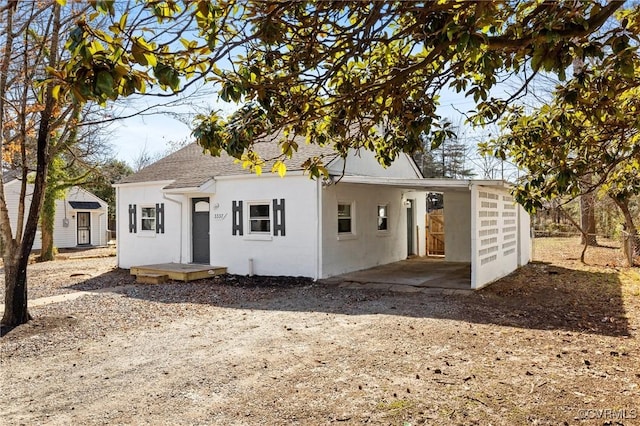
119,139 -> 338,189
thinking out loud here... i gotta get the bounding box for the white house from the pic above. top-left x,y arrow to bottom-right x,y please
115,141 -> 532,289
3,173 -> 109,250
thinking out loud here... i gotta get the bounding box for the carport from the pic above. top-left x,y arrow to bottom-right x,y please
330,177 -> 532,290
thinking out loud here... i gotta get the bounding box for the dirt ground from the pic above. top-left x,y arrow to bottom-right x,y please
1,238 -> 639,425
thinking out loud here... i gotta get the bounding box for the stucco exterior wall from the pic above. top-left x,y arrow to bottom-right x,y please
116,181 -> 184,268
471,185 -> 521,289
210,175 -> 320,277
443,190 -> 472,262
320,182 -> 426,278
327,151 -> 421,178
518,205 -> 532,266
116,175 -> 320,278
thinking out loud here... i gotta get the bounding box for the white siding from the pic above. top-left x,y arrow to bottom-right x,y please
471,185 -> 520,289
2,182 -> 108,250
2,180 -> 42,249
321,182 -> 426,278
52,199 -> 76,248
61,187 -> 108,247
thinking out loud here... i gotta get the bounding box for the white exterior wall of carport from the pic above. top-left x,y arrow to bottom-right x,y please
442,190 -> 472,263
321,182 -> 426,278
470,184 -> 532,289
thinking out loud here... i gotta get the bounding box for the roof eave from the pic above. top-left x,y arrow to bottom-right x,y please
112,179 -> 175,188
162,178 -> 216,194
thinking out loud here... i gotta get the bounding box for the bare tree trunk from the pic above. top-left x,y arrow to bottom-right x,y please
580,191 -> 598,246
2,251 -> 32,328
558,205 -> 591,264
2,4 -> 61,327
611,196 -> 640,266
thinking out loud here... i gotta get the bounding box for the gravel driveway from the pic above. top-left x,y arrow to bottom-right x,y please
1,240 -> 639,425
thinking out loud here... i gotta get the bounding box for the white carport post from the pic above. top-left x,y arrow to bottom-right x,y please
470,183 -> 479,289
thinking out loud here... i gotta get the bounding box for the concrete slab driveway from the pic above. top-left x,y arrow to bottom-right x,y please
322,257 -> 471,293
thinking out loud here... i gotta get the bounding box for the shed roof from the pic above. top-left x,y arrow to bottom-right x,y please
69,201 -> 103,210
118,139 -> 338,189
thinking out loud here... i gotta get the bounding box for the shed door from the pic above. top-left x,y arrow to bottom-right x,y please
77,212 -> 91,245
192,198 -> 210,264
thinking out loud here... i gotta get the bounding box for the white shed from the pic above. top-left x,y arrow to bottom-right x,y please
3,175 -> 109,250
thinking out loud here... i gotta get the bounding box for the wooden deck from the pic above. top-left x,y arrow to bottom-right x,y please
130,263 -> 227,282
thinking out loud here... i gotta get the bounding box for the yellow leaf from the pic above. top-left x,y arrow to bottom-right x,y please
52,85 -> 61,100
254,165 -> 262,176
119,13 -> 128,30
144,53 -> 157,67
272,160 -> 287,178
56,0 -> 67,5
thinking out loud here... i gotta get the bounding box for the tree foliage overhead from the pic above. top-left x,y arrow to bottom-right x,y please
485,11 -> 640,211
57,0 -> 633,176
484,6 -> 640,262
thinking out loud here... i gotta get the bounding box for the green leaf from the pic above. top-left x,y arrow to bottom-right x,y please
96,71 -> 114,96
131,42 -> 148,66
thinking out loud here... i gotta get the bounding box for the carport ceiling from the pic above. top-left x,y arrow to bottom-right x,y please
332,176 -> 510,192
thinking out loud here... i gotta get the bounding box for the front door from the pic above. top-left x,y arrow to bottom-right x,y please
192,198 -> 210,264
406,199 -> 415,256
77,212 -> 91,245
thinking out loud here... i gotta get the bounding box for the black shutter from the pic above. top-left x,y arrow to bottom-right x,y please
156,203 -> 165,234
273,198 -> 285,236
128,204 -> 137,233
232,200 -> 243,235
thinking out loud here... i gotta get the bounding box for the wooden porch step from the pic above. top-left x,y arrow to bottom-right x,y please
130,263 -> 227,282
136,273 -> 169,284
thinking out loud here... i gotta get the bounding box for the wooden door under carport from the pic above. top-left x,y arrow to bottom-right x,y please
426,209 -> 445,256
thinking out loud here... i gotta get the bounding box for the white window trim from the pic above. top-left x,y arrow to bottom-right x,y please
139,205 -> 156,236
246,200 -> 272,237
377,203 -> 390,235
337,201 -> 356,240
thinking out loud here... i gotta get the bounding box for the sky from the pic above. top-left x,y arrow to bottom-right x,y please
108,83 -> 238,166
